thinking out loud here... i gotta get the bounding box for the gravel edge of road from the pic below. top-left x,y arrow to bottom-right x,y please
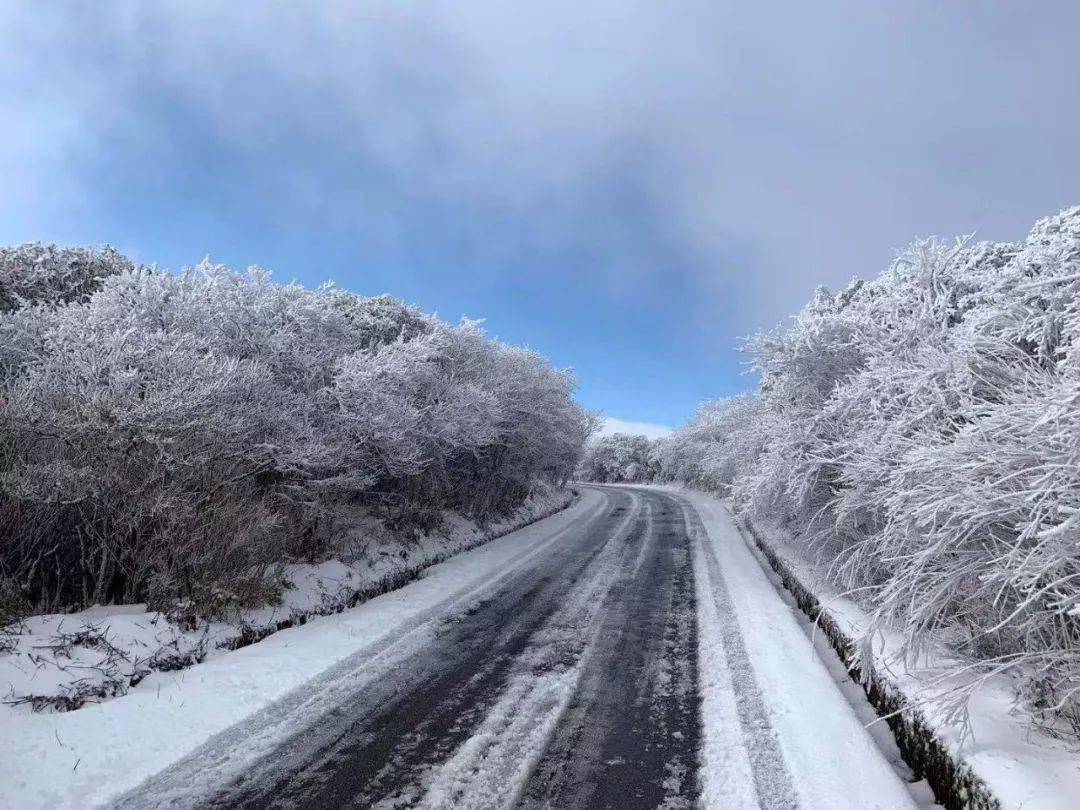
737,514 -> 1001,810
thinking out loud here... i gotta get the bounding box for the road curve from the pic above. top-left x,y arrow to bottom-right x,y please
186,487 -> 700,809
114,485 -> 921,810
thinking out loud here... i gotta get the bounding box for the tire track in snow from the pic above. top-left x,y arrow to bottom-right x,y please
400,503 -> 646,809
356,492 -> 649,809
113,489 -> 619,810
679,498 -> 800,810
192,489 -> 647,809
516,489 -> 701,810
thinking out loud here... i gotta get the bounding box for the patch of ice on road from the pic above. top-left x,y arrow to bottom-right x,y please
414,666 -> 582,810
660,760 -> 692,809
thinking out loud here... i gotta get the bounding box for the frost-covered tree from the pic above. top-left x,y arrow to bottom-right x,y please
577,433 -> 660,483
653,395 -> 766,494
660,206 -> 1080,732
0,255 -> 589,617
0,243 -> 133,313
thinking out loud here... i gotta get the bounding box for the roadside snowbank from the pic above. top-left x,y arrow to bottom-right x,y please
0,487 -> 574,716
0,486 -> 598,810
712,492 -> 1080,810
675,486 -> 925,809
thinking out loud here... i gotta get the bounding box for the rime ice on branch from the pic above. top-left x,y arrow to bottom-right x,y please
0,254 -> 589,620
587,207 -> 1080,735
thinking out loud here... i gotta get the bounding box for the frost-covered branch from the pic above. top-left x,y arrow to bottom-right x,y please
0,254 -> 590,619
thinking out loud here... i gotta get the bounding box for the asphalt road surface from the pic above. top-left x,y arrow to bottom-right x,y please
115,486 -> 923,810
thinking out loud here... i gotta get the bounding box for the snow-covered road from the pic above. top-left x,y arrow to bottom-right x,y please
104,486 -> 923,809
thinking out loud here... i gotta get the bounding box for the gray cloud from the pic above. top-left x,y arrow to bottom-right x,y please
1,0 -> 1077,343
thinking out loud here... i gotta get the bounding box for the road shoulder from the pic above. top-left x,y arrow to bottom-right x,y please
0,488 -> 606,810
672,488 -> 924,809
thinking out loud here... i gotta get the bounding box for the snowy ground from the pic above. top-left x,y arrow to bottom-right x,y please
0,487 -> 573,717
4,484 -> 1070,808
0,488 -> 575,807
744,506 -> 1080,810
678,489 -> 928,809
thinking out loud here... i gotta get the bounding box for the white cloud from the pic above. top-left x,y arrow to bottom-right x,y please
598,417 -> 673,440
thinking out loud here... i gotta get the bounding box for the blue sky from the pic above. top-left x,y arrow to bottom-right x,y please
1,2 -> 1078,431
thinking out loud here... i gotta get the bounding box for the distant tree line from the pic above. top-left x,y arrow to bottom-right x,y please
0,245 -> 589,619
575,432 -> 659,483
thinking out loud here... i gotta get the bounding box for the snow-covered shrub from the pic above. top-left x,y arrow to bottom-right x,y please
875,371 -> 1080,726
654,395 -> 767,495
576,432 -> 659,483
0,243 -> 133,313
663,206 -> 1080,731
0,255 -> 589,618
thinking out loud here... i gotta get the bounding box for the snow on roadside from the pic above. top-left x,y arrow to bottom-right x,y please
690,525 -> 763,809
674,487 -> 924,809
0,487 -> 574,717
744,508 -> 1080,810
0,487 -> 602,810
